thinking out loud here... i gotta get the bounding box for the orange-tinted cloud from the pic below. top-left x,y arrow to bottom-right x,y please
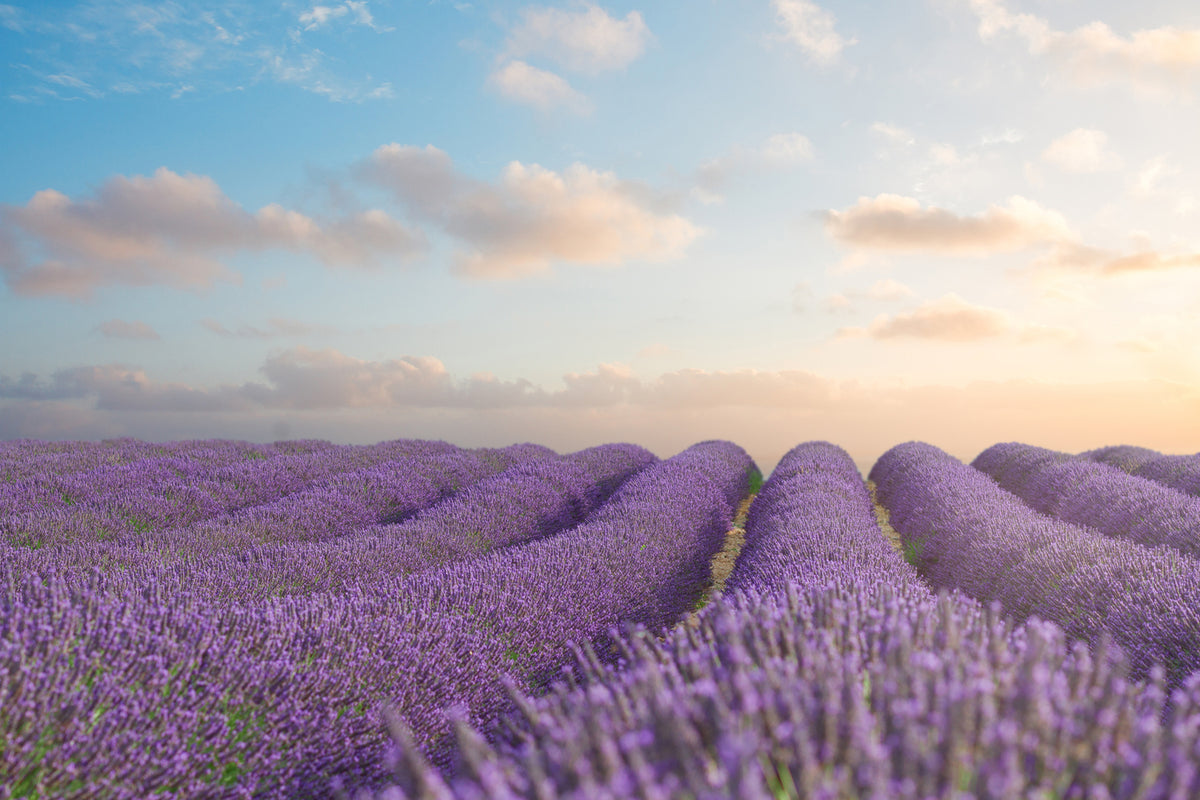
358,144 -> 703,278
968,0 -> 1200,94
94,320 -> 161,340
1032,241 -> 1200,276
4,367 -> 1196,481
821,194 -> 1071,255
836,294 -> 1013,341
0,167 -> 425,300
201,317 -> 341,339
485,59 -> 592,113
1042,128 -> 1122,173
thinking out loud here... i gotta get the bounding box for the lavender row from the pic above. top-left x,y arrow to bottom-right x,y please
0,438 -> 467,528
348,443 -> 1200,800
1082,444 -> 1200,499
0,440 -> 755,798
973,442 -> 1200,560
724,440 -> 929,598
1,442 -> 554,554
871,440 -> 1200,686
0,437 -> 335,495
53,444 -> 657,603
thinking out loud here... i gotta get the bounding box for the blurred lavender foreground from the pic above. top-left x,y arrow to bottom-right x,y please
0,438 -> 755,798
973,442 -> 1200,559
355,441 -> 1200,800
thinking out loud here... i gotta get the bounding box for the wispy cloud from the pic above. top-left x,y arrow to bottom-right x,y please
836,293 -> 1013,341
0,348 -> 836,412
871,122 -> 916,146
294,1 -> 392,35
1032,241 -> 1200,277
94,319 -> 161,340
690,132 -> 815,203
0,167 -> 425,301
201,317 -> 341,339
357,143 -> 703,279
3,0 -> 395,101
769,0 -> 857,66
834,293 -> 1072,343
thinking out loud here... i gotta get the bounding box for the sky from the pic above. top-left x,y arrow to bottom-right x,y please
2,0 -> 1199,478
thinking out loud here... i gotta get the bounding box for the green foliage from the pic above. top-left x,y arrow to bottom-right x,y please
902,536 -> 924,567
747,467 -> 765,496
759,753 -> 799,799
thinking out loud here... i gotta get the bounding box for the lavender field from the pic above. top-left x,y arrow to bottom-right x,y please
4,437 -> 1200,799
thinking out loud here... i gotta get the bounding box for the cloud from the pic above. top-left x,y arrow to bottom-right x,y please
817,278 -> 916,313
1018,323 -> 1078,344
299,5 -> 350,31
1032,241 -> 1200,276
0,167 -> 425,300
295,2 -> 391,34
5,376 -> 1197,480
635,342 -> 681,359
836,293 -> 1013,342
19,349 -> 1198,484
201,317 -> 341,339
1042,128 -> 1122,172
821,194 -> 1072,255
688,132 -> 815,203
871,122 -> 915,145
979,128 -> 1024,146
967,0 -> 1200,94
0,349 -> 840,413
501,1 -> 653,74
357,143 -> 703,278
485,59 -> 592,113
1133,156 -> 1177,196
760,132 -> 815,165
95,319 -> 161,340
865,278 -> 916,300
770,0 -> 856,65
258,45 -> 395,102
4,2 -> 394,102
0,4 -> 28,33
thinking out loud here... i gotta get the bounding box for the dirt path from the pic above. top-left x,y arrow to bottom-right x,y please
866,478 -> 905,556
677,491 -> 755,630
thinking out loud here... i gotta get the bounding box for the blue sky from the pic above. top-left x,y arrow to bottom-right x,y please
2,0 -> 1199,475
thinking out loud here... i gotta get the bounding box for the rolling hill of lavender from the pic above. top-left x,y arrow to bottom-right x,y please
3,435 -> 1200,799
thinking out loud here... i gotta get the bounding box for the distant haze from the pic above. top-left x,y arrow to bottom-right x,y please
2,0 -> 1198,476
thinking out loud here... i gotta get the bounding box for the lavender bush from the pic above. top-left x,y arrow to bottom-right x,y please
0,439 -> 754,798
871,440 -> 1200,686
974,441 -> 1200,559
1082,444 -> 1200,499
350,440 -> 1200,800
